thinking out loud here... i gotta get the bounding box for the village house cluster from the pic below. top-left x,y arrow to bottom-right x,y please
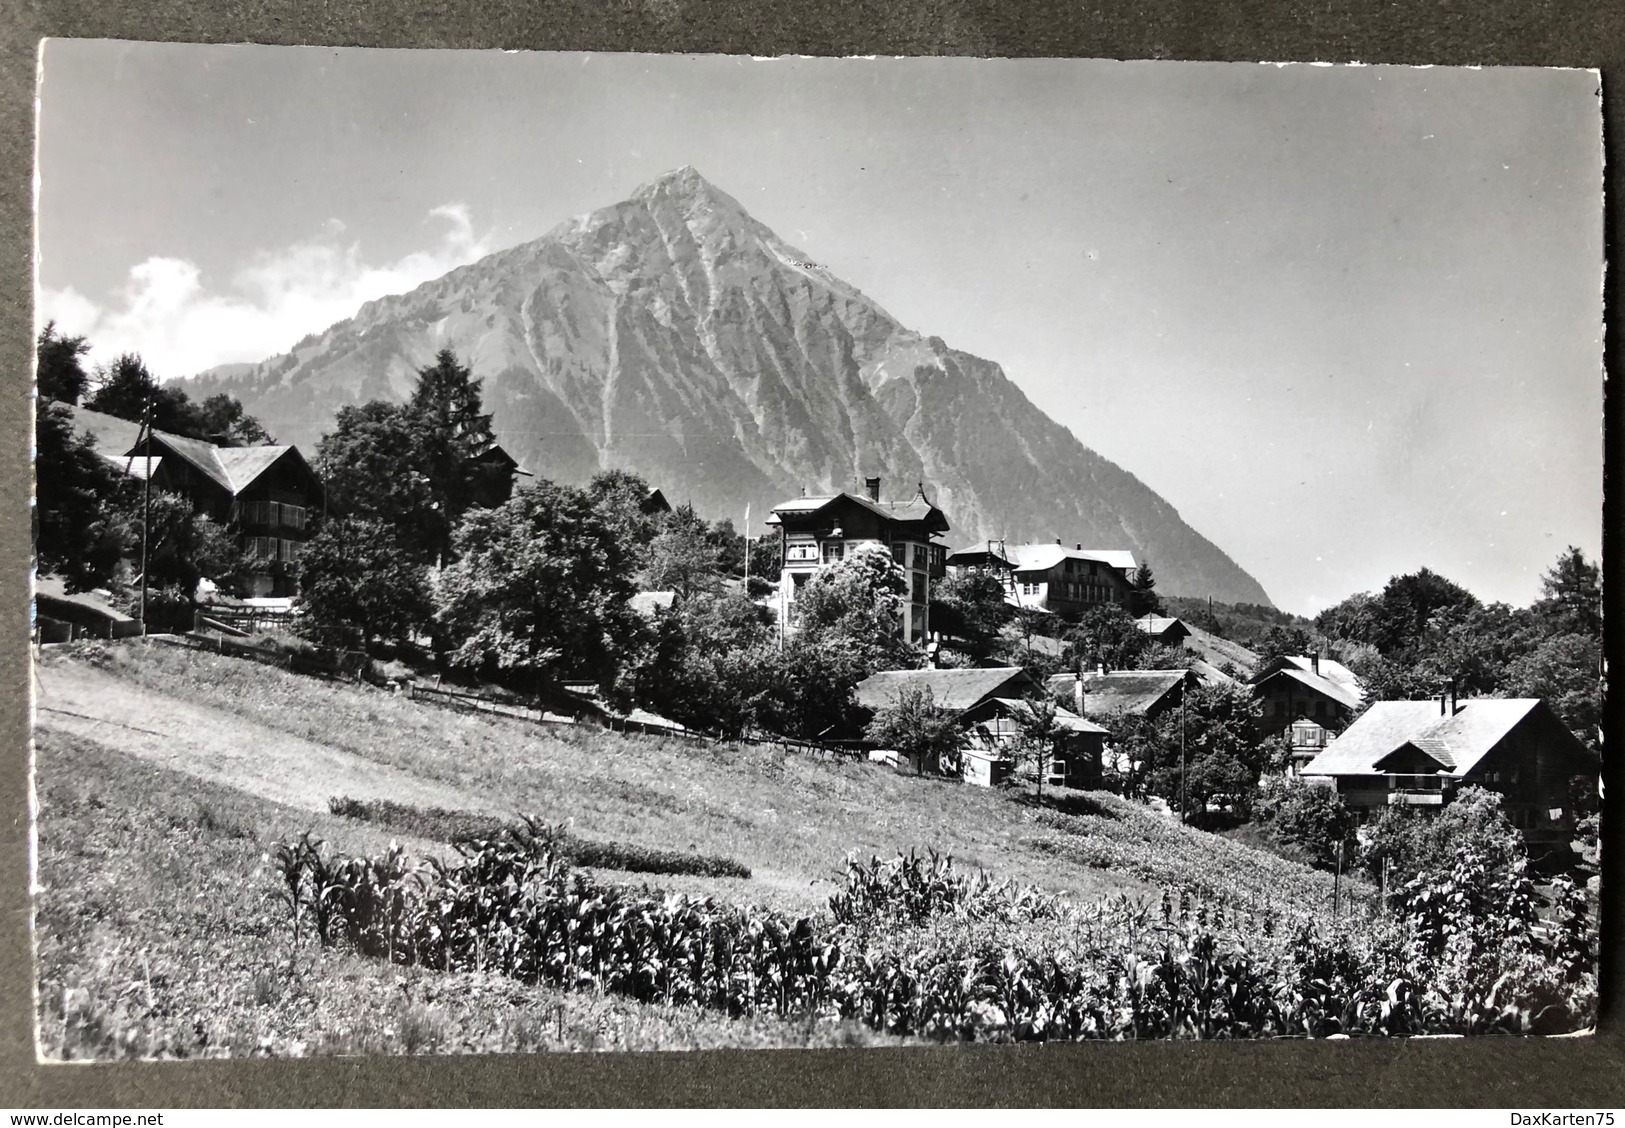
760,476 -> 1596,856
41,403 -> 1596,860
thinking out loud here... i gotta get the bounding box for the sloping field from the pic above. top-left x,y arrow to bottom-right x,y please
32,728 -> 901,1058
35,640 -> 1353,915
32,640 -> 1369,1056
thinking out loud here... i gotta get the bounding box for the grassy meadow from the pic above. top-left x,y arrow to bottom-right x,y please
33,639 -> 1385,1057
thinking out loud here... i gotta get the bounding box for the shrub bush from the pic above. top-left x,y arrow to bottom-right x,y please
1252,777 -> 1356,870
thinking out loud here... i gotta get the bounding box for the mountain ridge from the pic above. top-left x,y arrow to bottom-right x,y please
191,167 -> 1273,605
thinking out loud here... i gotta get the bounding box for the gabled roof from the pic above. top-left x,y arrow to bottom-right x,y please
472,442 -> 533,477
1301,698 -> 1581,778
1046,669 -> 1194,717
767,488 -> 949,533
67,405 -> 143,456
214,445 -> 294,492
99,452 -> 162,480
67,405 -> 314,499
1137,614 -> 1191,640
1006,543 -> 1137,574
854,666 -> 1032,713
987,697 -> 1110,735
946,542 -> 1014,568
1188,658 -> 1236,686
1251,654 -> 1361,690
1252,665 -> 1363,711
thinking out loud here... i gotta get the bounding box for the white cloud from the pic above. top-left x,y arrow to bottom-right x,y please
37,205 -> 497,379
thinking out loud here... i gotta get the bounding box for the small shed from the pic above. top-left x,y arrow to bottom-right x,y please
1136,614 -> 1193,649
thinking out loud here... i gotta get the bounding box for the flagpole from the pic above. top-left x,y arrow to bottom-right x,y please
742,503 -> 750,589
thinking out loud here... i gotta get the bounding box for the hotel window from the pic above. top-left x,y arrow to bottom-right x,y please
786,541 -> 817,562
822,540 -> 845,564
912,573 -> 927,602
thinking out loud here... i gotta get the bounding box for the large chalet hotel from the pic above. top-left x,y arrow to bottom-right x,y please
766,477 -> 1138,642
767,477 -> 950,644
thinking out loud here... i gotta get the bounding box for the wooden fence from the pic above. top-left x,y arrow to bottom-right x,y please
156,631 -> 870,762
195,604 -> 296,635
407,682 -> 578,727
164,631 -> 373,681
34,617 -> 148,644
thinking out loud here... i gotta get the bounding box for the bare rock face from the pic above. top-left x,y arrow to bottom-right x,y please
193,166 -> 1271,604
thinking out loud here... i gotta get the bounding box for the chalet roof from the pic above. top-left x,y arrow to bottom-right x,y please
1046,669 -> 1193,717
67,405 -> 313,499
767,488 -> 949,533
1188,658 -> 1236,686
1252,654 -> 1361,689
988,697 -> 1109,735
1253,665 -> 1363,711
1007,543 -> 1137,574
1136,614 -> 1190,637
68,405 -> 143,455
34,575 -> 134,622
854,666 -> 1032,713
473,442 -> 533,476
215,445 -> 293,492
946,543 -> 1014,568
1300,698 -> 1562,778
98,452 -> 162,480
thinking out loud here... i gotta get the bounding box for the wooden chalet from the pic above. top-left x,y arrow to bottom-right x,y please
1249,654 -> 1363,738
946,540 -> 1136,617
70,405 -> 324,598
467,442 -> 531,508
852,665 -> 1105,785
1299,696 -> 1598,859
767,478 -> 950,645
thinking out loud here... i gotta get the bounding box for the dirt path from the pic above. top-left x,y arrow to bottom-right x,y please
34,661 -> 493,816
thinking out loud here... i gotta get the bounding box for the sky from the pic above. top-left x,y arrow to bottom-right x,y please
35,43 -> 1604,615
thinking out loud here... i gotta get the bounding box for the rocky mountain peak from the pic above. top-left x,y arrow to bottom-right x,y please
189,172 -> 1273,605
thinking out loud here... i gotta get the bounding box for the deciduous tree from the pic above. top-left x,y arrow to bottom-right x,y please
33,400 -> 131,591
315,402 -> 440,560
863,683 -> 965,776
433,481 -> 639,693
295,517 -> 432,650
794,542 -> 918,676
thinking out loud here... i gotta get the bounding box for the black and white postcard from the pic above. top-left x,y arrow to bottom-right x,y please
29,44 -> 1603,1058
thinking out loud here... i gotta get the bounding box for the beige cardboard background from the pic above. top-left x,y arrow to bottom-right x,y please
1,1 -> 1621,1106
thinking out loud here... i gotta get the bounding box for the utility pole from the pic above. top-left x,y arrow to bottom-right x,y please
137,395 -> 153,632
1179,691 -> 1187,825
1333,838 -> 1344,920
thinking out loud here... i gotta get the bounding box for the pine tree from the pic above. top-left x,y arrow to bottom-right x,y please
36,322 -> 91,405
406,349 -> 499,564
1126,558 -> 1164,617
